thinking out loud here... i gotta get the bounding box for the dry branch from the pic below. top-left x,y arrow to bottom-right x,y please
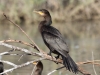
0,13 -> 99,75
0,41 -> 61,63
77,60 -> 100,66
3,13 -> 42,52
0,58 -> 44,75
1,40 -> 35,48
0,41 -> 93,75
47,66 -> 65,75
0,60 -> 17,67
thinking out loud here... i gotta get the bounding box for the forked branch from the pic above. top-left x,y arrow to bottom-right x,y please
0,13 -> 99,75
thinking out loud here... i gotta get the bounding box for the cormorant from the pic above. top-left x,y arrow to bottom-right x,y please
33,61 -> 43,75
34,9 -> 78,73
0,62 -> 4,75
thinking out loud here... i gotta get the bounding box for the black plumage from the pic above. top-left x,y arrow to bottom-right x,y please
0,62 -> 4,75
33,61 -> 43,75
34,9 -> 78,73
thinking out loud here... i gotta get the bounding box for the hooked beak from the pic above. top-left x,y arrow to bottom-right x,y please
34,10 -> 45,16
33,61 -> 38,65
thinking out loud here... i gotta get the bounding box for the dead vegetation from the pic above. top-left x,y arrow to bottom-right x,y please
0,0 -> 100,24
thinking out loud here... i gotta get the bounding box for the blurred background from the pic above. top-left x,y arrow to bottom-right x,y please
0,0 -> 100,75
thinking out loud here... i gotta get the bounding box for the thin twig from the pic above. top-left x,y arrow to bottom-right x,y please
5,73 -> 9,75
0,60 -> 17,67
18,55 -> 24,61
0,42 -> 40,56
0,49 -> 14,56
3,13 -> 43,53
77,60 -> 100,66
1,40 -> 35,48
0,58 -> 45,75
47,66 -> 65,75
92,51 -> 97,75
31,62 -> 37,75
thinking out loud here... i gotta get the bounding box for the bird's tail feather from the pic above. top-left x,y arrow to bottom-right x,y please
61,54 -> 78,73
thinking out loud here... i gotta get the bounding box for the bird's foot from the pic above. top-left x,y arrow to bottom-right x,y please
55,55 -> 59,59
54,55 -> 59,64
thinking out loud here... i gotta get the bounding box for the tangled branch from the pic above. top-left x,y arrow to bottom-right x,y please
1,40 -> 99,75
0,13 -> 99,75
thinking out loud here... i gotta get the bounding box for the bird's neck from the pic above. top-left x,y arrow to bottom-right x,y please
44,15 -> 52,25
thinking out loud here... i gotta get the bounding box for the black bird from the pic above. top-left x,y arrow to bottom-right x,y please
34,9 -> 78,73
0,62 -> 4,75
33,61 -> 43,75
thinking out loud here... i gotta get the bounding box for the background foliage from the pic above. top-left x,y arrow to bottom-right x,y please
0,0 -> 100,75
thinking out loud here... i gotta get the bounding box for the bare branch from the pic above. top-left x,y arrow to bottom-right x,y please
3,13 -> 43,53
0,49 -> 14,56
92,51 -> 97,75
77,60 -> 100,66
0,42 -> 37,56
0,41 -> 95,75
0,40 -> 35,48
31,63 -> 37,75
18,55 -> 24,61
0,42 -> 62,63
78,67 -> 91,75
0,60 -> 17,67
0,58 -> 44,75
47,66 -> 65,75
1,11 -> 100,75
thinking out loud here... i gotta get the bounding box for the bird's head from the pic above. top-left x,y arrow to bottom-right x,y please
33,61 -> 43,69
34,9 -> 50,17
33,61 -> 43,75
